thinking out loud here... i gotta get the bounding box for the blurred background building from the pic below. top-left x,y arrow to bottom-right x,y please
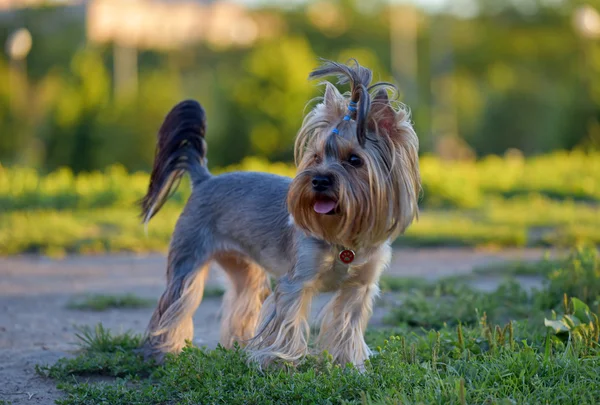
1,0 -> 599,172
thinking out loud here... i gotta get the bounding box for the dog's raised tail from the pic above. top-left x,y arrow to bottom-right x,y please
140,100 -> 208,224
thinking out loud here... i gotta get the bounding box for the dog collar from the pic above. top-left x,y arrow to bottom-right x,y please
339,248 -> 355,265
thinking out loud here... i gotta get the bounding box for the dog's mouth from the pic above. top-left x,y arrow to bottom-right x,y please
314,198 -> 337,215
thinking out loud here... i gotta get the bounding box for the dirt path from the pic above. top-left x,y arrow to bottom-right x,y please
0,248 -> 553,404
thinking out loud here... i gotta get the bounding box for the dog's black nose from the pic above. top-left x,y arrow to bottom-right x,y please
312,175 -> 332,192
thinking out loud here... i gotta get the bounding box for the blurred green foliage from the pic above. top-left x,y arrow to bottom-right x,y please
1,0 -> 599,172
2,151 -> 598,212
1,152 -> 599,256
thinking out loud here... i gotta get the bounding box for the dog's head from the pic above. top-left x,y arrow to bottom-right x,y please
288,59 -> 421,249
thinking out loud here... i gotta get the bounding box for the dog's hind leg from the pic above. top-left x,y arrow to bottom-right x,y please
217,254 -> 271,348
138,99 -> 213,363
142,239 -> 212,363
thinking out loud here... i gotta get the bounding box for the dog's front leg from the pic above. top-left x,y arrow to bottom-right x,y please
316,245 -> 391,370
246,244 -> 324,368
246,273 -> 316,368
316,282 -> 377,370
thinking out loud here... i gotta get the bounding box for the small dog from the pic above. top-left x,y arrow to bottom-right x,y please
140,59 -> 421,369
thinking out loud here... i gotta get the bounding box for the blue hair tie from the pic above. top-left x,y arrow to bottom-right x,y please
347,105 -> 357,112
343,115 -> 351,121
349,100 -> 357,106
332,128 -> 339,134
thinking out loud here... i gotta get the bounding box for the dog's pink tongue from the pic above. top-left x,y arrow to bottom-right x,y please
314,199 -> 336,214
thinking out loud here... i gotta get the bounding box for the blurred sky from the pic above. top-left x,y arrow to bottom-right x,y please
237,0 -> 448,11
39,0 -> 565,13
232,0 -> 552,18
35,0 -> 566,18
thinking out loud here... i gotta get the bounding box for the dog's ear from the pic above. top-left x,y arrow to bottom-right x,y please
323,82 -> 342,108
370,88 -> 396,134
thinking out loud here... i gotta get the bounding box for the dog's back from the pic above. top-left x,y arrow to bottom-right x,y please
182,171 -> 295,274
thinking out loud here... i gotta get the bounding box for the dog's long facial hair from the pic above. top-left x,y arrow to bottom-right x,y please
288,60 -> 421,250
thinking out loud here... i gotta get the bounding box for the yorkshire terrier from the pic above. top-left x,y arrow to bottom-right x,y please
140,59 -> 421,369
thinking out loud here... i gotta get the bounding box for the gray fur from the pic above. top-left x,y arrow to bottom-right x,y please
185,170 -> 296,275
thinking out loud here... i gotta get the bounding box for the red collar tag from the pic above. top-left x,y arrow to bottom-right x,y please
339,249 -> 355,264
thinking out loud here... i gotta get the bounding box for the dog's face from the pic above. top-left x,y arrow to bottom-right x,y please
288,81 -> 421,249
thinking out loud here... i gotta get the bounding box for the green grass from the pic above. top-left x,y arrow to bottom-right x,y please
383,279 -> 535,329
203,286 -> 226,298
66,290 -> 223,311
472,256 -> 559,277
383,248 -> 600,329
67,294 -> 155,311
38,247 -> 600,404
378,275 -> 431,293
37,324 -> 150,381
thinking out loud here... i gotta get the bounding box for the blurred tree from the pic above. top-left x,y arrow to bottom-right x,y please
216,36 -> 316,164
39,48 -> 110,172
0,0 -> 598,172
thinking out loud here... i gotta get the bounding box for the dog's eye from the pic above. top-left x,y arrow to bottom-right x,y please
348,154 -> 362,167
314,154 -> 322,164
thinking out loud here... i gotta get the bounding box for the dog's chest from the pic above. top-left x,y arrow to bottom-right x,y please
317,259 -> 351,291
